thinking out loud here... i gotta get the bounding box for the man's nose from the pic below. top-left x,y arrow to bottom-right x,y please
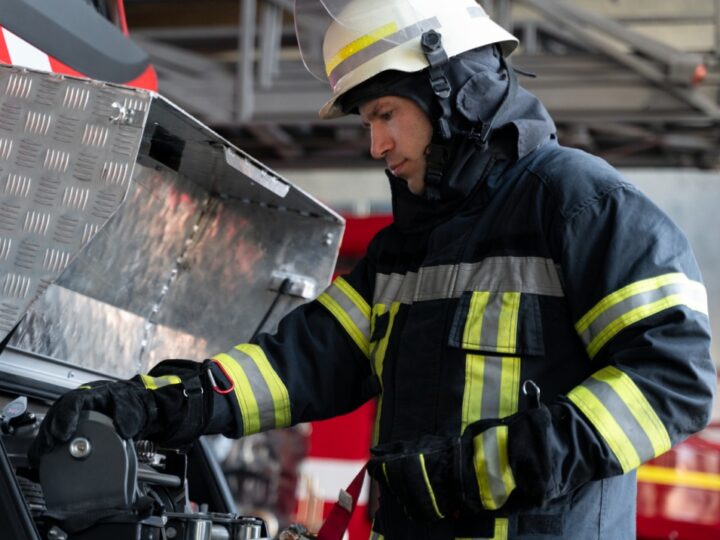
369,125 -> 393,160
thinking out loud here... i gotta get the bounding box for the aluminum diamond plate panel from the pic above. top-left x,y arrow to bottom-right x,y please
0,65 -> 343,381
0,66 -> 149,339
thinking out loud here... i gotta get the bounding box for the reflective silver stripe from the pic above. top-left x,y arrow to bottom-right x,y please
416,265 -> 457,302
456,258 -> 563,297
581,375 -> 655,463
481,356 -> 503,419
319,277 -> 371,356
226,347 -> 277,432
481,429 -> 508,507
473,425 -> 515,510
328,17 -> 440,87
479,294 -> 503,351
374,257 -> 564,305
577,275 -> 708,357
467,357 -> 519,508
568,366 -> 670,472
374,271 -> 417,306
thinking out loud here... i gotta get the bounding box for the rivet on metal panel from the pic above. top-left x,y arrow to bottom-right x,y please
109,102 -> 140,127
323,233 -> 334,246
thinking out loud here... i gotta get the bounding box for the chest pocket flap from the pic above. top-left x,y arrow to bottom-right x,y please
449,290 -> 544,357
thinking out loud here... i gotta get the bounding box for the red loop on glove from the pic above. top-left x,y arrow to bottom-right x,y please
209,360 -> 235,395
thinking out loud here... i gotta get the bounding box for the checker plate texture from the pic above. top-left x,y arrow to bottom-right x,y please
0,67 -> 149,339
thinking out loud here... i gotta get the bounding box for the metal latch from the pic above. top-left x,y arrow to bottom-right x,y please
269,271 -> 317,299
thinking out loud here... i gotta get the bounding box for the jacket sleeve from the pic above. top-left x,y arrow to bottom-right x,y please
209,255 -> 378,438
507,181 -> 716,506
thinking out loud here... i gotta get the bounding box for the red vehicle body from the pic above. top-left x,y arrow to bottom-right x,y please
0,0 -> 157,91
637,424 -> 720,539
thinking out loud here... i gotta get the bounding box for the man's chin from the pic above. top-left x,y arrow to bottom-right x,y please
405,177 -> 426,196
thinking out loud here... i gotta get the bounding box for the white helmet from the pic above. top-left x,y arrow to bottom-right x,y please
294,0 -> 519,119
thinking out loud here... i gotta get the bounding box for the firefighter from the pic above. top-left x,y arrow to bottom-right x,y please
31,1 -> 716,538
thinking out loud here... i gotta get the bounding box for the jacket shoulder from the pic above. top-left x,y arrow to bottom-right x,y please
523,142 -> 635,219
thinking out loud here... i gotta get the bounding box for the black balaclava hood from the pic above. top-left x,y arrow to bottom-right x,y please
339,44 -> 556,231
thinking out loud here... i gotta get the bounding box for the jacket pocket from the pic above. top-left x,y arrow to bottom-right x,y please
448,290 -> 544,357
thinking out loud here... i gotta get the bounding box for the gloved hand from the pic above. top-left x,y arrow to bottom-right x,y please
367,405 -> 553,522
28,359 -> 223,466
368,434 -> 462,522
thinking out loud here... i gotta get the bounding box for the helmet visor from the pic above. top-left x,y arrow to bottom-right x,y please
294,0 -> 429,83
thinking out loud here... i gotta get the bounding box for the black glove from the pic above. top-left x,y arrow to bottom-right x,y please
368,434 -> 462,522
368,406 -> 554,522
29,359 -> 223,466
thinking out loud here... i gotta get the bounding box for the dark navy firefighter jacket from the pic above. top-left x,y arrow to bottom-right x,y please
210,56 -> 715,539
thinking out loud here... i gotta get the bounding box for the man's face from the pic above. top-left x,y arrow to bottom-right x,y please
358,95 -> 433,195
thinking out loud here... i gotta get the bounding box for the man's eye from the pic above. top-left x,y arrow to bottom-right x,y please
380,110 -> 393,121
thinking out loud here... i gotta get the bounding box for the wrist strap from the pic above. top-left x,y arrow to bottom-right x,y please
164,375 -> 205,445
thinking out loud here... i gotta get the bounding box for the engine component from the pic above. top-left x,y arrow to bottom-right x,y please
0,401 -> 272,539
39,411 -> 137,513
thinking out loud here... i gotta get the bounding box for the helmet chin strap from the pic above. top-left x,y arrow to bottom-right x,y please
420,31 -> 518,201
421,30 -> 452,201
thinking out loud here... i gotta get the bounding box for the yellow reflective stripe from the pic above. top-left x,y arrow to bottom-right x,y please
495,426 -> 516,504
497,292 -> 520,353
373,395 -> 384,446
593,366 -> 671,457
462,291 -> 489,348
140,375 -> 158,390
576,273 -> 708,359
140,374 -> 181,390
462,355 -> 521,431
371,302 -> 399,445
568,385 -> 641,472
473,432 -> 494,508
317,292 -> 367,354
499,356 -> 520,419
371,302 -> 400,383
494,518 -> 509,540
578,273 -> 685,332
325,22 -> 399,76
369,531 -> 384,540
77,385 -> 92,390
473,426 -> 515,510
461,354 -> 486,433
335,277 -> 371,319
588,293 -> 701,358
382,462 -> 391,488
638,465 -> 720,491
317,277 -> 371,357
418,454 -> 445,519
213,352 -> 261,435
335,277 -> 370,320
235,344 -> 291,430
